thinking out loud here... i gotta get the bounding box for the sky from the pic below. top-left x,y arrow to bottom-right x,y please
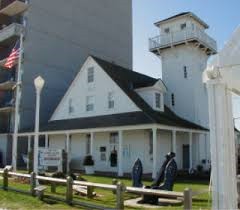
132,0 -> 240,127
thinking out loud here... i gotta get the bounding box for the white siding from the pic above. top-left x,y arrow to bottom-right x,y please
161,45 -> 209,127
51,57 -> 140,121
159,16 -> 205,34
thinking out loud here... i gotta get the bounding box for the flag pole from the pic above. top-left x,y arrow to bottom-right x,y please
12,33 -> 24,171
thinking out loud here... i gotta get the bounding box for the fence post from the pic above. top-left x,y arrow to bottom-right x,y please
112,179 -> 118,194
116,182 -> 125,210
3,168 -> 8,191
87,186 -> 94,199
51,182 -> 56,193
184,188 -> 192,210
30,172 -> 36,196
66,176 -> 73,205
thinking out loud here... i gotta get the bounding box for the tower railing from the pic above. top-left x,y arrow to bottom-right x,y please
149,26 -> 217,53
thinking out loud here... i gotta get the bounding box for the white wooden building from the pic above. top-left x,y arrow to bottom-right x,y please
16,12 -> 239,178
18,55 -> 210,178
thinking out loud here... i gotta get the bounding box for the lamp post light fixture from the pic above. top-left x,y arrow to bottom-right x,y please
33,76 -> 45,174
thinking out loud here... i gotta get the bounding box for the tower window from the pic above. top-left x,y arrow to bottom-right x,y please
181,23 -> 187,30
155,93 -> 161,109
184,66 -> 188,78
171,94 -> 175,106
164,28 -> 170,33
87,67 -> 94,83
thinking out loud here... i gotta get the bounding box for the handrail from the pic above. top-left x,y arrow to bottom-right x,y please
149,26 -> 217,52
0,170 -> 194,210
0,170 -> 186,197
126,186 -> 184,198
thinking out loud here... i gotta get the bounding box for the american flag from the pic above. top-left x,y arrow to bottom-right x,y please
4,41 -> 20,69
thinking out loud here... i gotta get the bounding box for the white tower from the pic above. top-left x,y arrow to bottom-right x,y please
149,12 -> 217,127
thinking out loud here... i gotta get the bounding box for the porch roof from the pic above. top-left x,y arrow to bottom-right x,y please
20,111 -> 208,133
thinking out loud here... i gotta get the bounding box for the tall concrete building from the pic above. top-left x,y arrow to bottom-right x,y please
0,0 -> 132,166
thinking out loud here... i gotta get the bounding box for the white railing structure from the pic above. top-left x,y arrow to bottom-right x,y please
0,169 -> 204,210
149,27 -> 217,53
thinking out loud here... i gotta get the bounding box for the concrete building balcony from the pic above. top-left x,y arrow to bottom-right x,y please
149,27 -> 217,55
0,23 -> 24,46
0,80 -> 16,90
0,57 -> 17,68
0,99 -> 15,113
0,0 -> 28,16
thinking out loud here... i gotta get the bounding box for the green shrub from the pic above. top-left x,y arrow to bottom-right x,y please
83,155 -> 94,166
28,149 -> 33,174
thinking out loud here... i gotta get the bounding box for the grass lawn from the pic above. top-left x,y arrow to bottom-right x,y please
0,174 -> 211,210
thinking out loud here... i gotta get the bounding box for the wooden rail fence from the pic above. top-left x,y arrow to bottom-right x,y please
0,169 -> 195,210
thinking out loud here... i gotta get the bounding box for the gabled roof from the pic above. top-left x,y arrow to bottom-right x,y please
87,56 -> 207,131
91,56 -> 160,89
154,12 -> 209,29
21,56 -> 208,133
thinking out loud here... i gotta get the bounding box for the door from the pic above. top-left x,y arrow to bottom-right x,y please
182,144 -> 190,169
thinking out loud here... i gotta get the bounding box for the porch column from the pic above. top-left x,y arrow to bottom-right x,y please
152,127 -> 157,179
172,130 -> 176,153
45,134 -> 48,148
206,79 -> 237,209
27,135 -> 31,153
65,133 -> 70,173
118,130 -> 123,177
27,135 -> 31,170
90,132 -> 94,157
189,132 -> 193,170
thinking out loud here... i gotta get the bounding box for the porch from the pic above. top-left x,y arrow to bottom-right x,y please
16,124 -> 209,178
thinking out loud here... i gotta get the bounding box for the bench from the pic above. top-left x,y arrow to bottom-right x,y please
34,185 -> 47,200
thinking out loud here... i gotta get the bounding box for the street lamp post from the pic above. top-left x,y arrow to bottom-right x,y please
33,76 -> 45,174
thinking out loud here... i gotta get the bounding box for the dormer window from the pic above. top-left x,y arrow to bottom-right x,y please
155,93 -> 161,109
164,28 -> 170,33
87,67 -> 94,83
181,23 -> 187,30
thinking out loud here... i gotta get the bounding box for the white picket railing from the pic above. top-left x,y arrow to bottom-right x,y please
149,27 -> 217,52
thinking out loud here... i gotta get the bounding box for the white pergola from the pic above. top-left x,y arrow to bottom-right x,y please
203,26 -> 240,209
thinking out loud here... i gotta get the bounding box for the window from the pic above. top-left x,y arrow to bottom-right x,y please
183,66 -> 188,78
86,134 -> 91,155
149,131 -> 153,155
181,23 -> 187,30
108,92 -> 114,109
100,147 -> 107,161
164,28 -> 170,33
155,93 -> 161,109
171,93 -> 175,106
110,132 -> 118,144
87,67 -> 94,83
68,98 -> 74,114
86,96 -> 94,111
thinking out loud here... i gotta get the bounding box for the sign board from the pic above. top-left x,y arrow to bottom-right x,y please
39,148 -> 62,167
